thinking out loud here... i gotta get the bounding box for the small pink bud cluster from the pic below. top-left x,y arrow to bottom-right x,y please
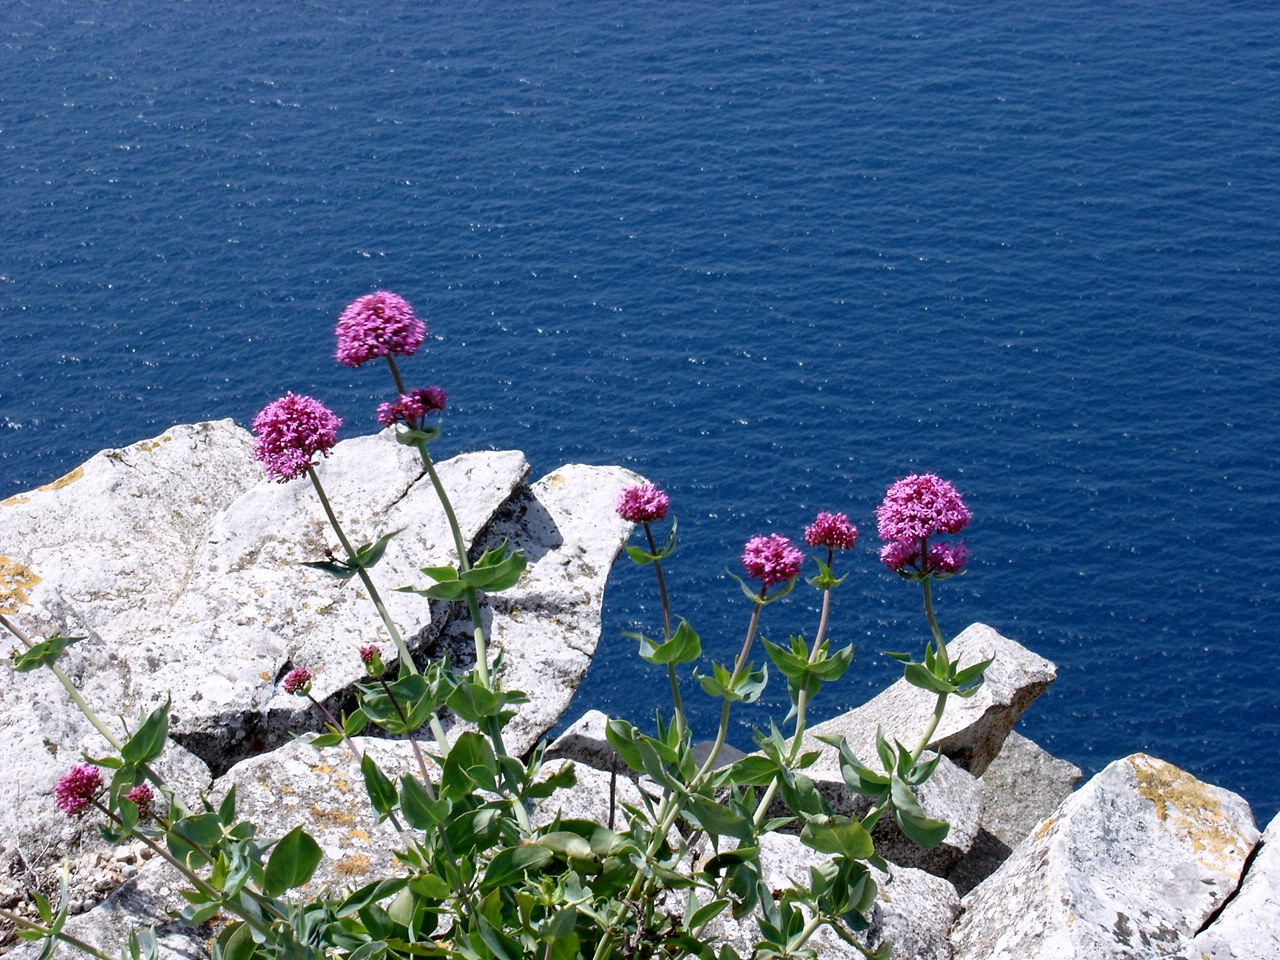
376,386 -> 447,428
615,484 -> 670,524
54,764 -> 102,817
742,534 -> 805,587
282,667 -> 312,696
251,393 -> 342,483
359,644 -> 385,677
335,291 -> 426,368
124,784 -> 155,817
876,474 -> 970,575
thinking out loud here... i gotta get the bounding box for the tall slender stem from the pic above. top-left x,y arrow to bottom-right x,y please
593,594 -> 766,960
306,467 -> 418,675
1,614 -> 190,818
0,910 -> 115,960
643,523 -> 685,741
752,559 -> 836,826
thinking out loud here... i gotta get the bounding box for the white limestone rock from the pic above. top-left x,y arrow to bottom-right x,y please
529,759 -> 649,831
432,464 -> 642,756
1164,811 -> 1280,960
804,623 -> 1058,778
703,832 -> 959,960
546,709 -> 617,771
951,753 -> 1260,960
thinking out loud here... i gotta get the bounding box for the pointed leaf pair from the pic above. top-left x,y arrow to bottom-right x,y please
633,619 -> 702,666
10,634 -> 83,673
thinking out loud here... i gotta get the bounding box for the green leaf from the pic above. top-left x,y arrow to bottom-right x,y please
398,775 -> 449,831
684,796 -> 753,842
460,548 -> 526,592
531,831 -> 595,864
10,634 -> 83,673
353,528 -> 405,570
688,898 -> 731,931
441,731 -> 499,797
639,619 -> 702,666
397,580 -> 469,601
361,755 -> 399,821
393,426 -> 440,446
120,700 -> 170,766
624,544 -> 657,565
212,922 -> 255,960
903,662 -> 956,694
724,755 -> 779,786
481,845 -> 554,891
299,559 -> 358,580
167,813 -> 223,867
890,776 -> 950,848
262,825 -> 322,896
762,636 -> 810,682
336,878 -> 409,918
799,815 -> 875,860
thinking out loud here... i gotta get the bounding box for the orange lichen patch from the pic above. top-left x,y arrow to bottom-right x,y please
37,466 -> 84,492
0,557 -> 41,615
260,671 -> 273,681
0,493 -> 30,507
310,804 -> 359,826
347,828 -> 371,844
1128,753 -> 1250,873
334,853 -> 370,876
545,473 -> 565,489
1032,816 -> 1057,842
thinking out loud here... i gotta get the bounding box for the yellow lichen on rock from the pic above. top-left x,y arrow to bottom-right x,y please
0,556 -> 41,614
36,465 -> 84,492
1128,753 -> 1248,872
0,493 -> 30,507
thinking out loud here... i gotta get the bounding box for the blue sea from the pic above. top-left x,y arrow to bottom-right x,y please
2,1 -> 1278,821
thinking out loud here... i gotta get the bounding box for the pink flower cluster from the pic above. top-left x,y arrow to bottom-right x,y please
878,540 -> 969,576
615,484 -> 670,524
876,474 -> 970,575
742,534 -> 804,587
54,763 -> 102,817
125,784 -> 155,817
252,393 -> 342,483
335,291 -> 426,368
359,644 -> 385,676
804,511 -> 858,551
376,386 -> 447,428
282,666 -> 312,696
875,474 -> 970,542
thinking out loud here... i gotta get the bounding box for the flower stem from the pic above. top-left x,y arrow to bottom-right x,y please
306,466 -> 418,675
0,909 -> 115,960
643,523 -> 685,742
752,565 -> 836,827
592,594 -> 765,960
919,538 -> 948,668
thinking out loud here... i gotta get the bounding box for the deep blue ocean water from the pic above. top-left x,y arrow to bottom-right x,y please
2,1 -> 1277,821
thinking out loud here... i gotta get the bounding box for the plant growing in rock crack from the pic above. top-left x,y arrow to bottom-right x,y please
2,290 -> 991,960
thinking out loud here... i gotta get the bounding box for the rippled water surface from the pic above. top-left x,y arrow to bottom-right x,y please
3,1 -> 1278,819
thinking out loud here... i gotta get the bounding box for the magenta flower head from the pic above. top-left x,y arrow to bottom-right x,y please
124,784 -> 155,818
252,393 -> 342,483
281,666 -> 312,696
376,386 -> 447,428
359,644 -> 385,677
335,291 -> 426,368
804,511 -> 859,551
54,763 -> 102,817
742,534 -> 805,587
880,540 -> 969,576
876,474 -> 971,543
616,484 -> 670,524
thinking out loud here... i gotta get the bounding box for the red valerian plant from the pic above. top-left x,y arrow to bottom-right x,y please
1,292 -> 991,960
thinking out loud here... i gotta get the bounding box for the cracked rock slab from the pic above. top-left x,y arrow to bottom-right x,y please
1164,811 -> 1280,960
433,463 -> 643,756
951,753 -> 1260,960
948,729 -> 1082,894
